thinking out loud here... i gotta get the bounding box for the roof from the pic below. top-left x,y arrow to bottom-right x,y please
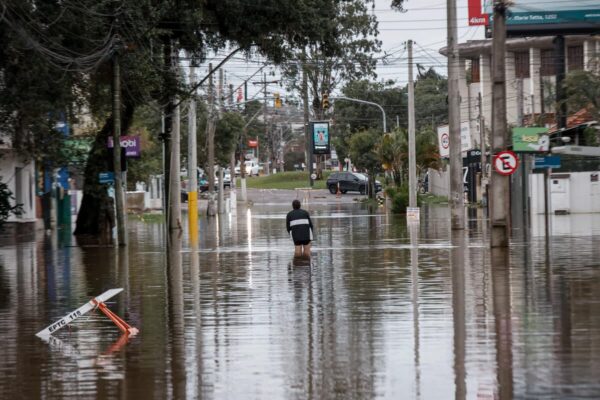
439,35 -> 599,58
549,108 -> 596,131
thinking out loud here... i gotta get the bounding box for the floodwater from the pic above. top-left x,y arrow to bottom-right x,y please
0,203 -> 599,399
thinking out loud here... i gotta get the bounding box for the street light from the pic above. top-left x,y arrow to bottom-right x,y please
330,96 -> 387,133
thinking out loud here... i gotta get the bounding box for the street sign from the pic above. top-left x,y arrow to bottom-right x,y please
493,150 -> 519,176
407,207 -> 420,223
99,171 -> 114,184
534,155 -> 561,169
36,288 -> 124,337
310,173 -> 317,180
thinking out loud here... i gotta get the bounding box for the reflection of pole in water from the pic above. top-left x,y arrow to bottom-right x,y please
188,230 -> 202,394
491,248 -> 513,400
451,230 -> 466,400
167,231 -> 185,399
409,223 -> 421,399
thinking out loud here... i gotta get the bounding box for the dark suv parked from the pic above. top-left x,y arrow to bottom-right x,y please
326,172 -> 382,195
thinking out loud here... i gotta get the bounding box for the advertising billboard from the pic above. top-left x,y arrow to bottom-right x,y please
484,0 -> 600,36
512,127 -> 549,152
108,136 -> 141,157
311,121 -> 330,155
468,0 -> 488,26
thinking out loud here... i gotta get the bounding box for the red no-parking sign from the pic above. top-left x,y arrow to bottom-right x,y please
493,150 -> 519,176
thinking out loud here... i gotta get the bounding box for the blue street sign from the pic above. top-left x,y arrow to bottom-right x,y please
99,172 -> 114,184
534,155 -> 561,169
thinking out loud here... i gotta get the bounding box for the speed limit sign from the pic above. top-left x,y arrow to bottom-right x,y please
493,150 -> 519,176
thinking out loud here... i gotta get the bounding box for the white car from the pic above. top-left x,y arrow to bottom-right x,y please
235,160 -> 259,176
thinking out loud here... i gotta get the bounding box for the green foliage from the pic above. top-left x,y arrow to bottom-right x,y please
126,106 -> 163,190
0,178 -> 22,229
414,67 -> 449,132
281,0 -> 381,119
215,112 -> 245,165
348,129 -> 381,173
564,70 -> 600,121
385,185 -> 422,214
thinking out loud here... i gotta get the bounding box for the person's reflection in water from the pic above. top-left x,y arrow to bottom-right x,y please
288,256 -> 312,299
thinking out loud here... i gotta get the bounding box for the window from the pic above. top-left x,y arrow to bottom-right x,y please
568,46 -> 583,71
470,58 -> 480,83
514,52 -> 530,78
541,49 -> 555,76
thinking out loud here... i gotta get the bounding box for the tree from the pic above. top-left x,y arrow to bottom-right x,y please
0,178 -> 22,230
414,67 -> 448,132
564,70 -> 600,122
376,127 -> 441,188
348,129 -> 381,198
332,80 -> 405,163
282,0 -> 381,119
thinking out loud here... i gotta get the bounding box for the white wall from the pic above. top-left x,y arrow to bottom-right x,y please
529,171 -> 600,215
428,168 -> 450,198
0,152 -> 36,222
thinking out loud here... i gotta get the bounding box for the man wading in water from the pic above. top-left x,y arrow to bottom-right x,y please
286,200 -> 314,257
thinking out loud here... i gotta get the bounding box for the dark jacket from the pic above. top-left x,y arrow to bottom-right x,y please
286,208 -> 314,242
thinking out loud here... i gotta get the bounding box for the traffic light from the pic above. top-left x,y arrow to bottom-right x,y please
322,93 -> 330,110
274,92 -> 282,108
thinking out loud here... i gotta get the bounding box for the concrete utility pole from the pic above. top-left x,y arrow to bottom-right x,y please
112,50 -> 127,246
490,0 -> 510,247
188,61 -> 198,239
302,60 -> 314,187
478,93 -> 487,193
217,68 -> 225,214
447,0 -> 465,230
207,64 -> 217,216
407,40 -> 417,208
262,72 -> 270,175
169,98 -> 182,230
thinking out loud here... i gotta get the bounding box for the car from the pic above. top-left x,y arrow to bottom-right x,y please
215,168 -> 231,189
326,172 -> 382,195
234,160 -> 260,176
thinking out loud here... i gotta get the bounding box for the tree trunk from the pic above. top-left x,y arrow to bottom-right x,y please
368,171 -> 376,199
74,103 -> 135,245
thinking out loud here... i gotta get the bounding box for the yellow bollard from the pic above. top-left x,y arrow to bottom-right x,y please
188,191 -> 198,242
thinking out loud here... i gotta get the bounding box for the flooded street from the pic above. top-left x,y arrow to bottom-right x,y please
1,202 -> 599,399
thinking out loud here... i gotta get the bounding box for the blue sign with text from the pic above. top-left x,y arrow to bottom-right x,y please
99,172 -> 114,184
534,156 -> 561,169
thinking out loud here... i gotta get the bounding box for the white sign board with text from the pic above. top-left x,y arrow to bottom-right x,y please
437,122 -> 473,158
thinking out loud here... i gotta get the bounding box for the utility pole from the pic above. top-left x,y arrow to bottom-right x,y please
188,60 -> 198,240
447,0 -> 465,230
302,60 -> 314,187
112,49 -> 127,246
207,64 -> 216,216
217,68 -> 225,214
478,93 -> 487,199
490,0 -> 510,247
169,94 -> 182,230
162,42 -> 173,228
408,40 -> 417,209
263,72 -> 269,175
